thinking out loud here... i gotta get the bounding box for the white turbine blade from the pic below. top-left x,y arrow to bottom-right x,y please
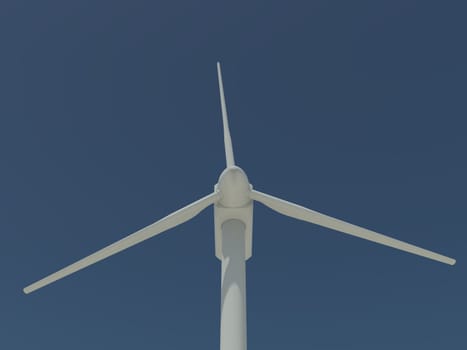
217,62 -> 235,167
251,190 -> 456,265
24,192 -> 220,294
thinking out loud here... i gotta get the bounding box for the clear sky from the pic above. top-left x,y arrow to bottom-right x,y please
1,1 -> 465,349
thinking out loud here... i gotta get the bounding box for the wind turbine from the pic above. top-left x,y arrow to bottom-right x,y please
24,62 -> 456,350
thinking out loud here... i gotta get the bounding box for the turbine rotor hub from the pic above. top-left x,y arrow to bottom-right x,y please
217,166 -> 252,207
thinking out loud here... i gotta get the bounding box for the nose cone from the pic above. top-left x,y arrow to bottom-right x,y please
217,166 -> 251,207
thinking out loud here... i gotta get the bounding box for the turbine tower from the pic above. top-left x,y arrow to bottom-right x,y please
24,63 -> 456,350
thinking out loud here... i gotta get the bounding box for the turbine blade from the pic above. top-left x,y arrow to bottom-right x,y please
24,192 -> 220,294
217,62 -> 235,167
251,190 -> 456,265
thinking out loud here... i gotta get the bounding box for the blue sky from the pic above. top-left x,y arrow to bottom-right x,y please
1,1 -> 465,349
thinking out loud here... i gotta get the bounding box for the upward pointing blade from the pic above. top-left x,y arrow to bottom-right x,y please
251,190 -> 456,265
23,192 -> 219,294
217,62 -> 235,167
